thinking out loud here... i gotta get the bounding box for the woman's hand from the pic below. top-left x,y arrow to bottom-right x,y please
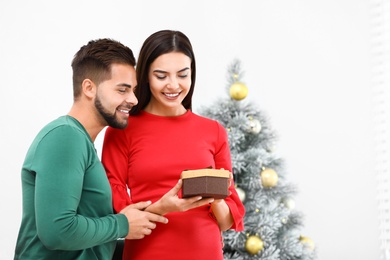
145,179 -> 214,215
210,168 -> 234,231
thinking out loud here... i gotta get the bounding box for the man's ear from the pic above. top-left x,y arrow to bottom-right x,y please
81,79 -> 96,99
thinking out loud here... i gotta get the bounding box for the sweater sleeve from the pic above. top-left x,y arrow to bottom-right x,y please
102,126 -> 132,213
214,122 -> 246,231
32,126 -> 129,250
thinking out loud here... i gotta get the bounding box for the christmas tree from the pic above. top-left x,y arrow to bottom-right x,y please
198,60 -> 317,260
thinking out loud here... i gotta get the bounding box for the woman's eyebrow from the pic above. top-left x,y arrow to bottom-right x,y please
153,67 -> 190,74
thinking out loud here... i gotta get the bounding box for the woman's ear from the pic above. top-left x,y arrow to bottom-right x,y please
81,79 -> 96,99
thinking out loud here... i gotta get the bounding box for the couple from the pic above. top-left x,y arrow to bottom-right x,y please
14,30 -> 245,260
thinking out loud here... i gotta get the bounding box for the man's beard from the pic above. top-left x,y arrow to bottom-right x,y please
95,95 -> 128,129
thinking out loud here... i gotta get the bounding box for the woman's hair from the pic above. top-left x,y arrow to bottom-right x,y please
130,30 -> 196,115
71,38 -> 136,100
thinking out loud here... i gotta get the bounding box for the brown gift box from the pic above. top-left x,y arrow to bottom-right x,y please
181,169 -> 230,199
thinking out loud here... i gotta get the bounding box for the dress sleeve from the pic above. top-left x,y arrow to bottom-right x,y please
33,126 -> 128,250
214,122 -> 246,231
102,126 -> 132,213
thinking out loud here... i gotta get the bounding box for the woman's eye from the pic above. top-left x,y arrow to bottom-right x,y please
118,89 -> 126,93
156,75 -> 166,80
179,74 -> 188,78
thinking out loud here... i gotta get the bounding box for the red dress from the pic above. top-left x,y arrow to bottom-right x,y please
102,110 -> 245,260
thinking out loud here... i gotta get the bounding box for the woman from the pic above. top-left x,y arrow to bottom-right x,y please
102,30 -> 245,260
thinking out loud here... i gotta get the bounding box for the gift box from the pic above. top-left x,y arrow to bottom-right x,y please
181,169 -> 230,199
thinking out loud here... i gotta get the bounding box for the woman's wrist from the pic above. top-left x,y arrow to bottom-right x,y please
211,199 -> 225,207
145,200 -> 165,215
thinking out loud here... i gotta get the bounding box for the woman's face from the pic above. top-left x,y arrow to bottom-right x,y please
147,52 -> 192,116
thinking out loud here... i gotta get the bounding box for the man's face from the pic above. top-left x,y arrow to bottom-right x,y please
94,63 -> 137,129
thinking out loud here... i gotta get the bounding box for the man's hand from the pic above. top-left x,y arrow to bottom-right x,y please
120,201 -> 168,239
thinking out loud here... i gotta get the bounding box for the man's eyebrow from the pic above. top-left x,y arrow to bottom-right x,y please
117,83 -> 132,88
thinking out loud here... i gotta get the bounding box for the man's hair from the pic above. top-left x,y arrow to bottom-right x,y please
71,38 -> 136,99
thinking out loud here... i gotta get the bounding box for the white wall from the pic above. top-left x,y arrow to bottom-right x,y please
0,0 -> 380,259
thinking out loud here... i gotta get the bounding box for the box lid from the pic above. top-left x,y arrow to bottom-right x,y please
181,169 -> 230,179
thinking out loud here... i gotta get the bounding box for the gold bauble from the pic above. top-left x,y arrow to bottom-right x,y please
229,82 -> 248,100
281,197 -> 295,210
300,235 -> 315,250
248,118 -> 262,134
260,168 -> 278,188
236,187 -> 246,202
245,235 -> 264,255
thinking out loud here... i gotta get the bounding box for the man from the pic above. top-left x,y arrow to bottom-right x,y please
14,38 -> 168,259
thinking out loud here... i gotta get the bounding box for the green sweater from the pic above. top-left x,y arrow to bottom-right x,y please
14,116 -> 128,260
